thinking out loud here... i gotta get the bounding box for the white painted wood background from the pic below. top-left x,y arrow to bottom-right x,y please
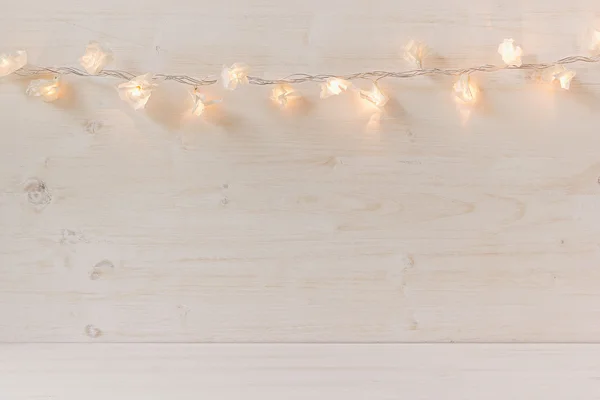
2,0 -> 600,397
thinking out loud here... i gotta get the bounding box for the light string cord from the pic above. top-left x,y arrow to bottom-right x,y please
251,55 -> 600,84
14,54 -> 600,87
16,66 -> 218,86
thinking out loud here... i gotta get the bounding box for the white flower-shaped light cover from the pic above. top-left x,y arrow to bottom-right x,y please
221,63 -> 249,90
541,65 -> 576,90
359,83 -> 388,108
190,88 -> 220,116
320,78 -> 351,99
404,40 -> 427,68
498,38 -> 523,67
80,41 -> 113,75
0,50 -> 27,77
587,29 -> 600,55
271,84 -> 300,107
26,76 -> 60,102
117,73 -> 157,110
453,73 -> 478,104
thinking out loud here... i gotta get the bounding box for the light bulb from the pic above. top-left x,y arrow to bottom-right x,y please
80,41 -> 113,75
557,69 -> 576,90
359,83 -> 388,108
453,73 -> 478,103
117,73 -> 157,110
320,78 -> 350,99
271,84 -> 299,107
404,40 -> 427,68
541,65 -> 576,90
190,88 -> 220,116
0,50 -> 27,77
588,29 -> 600,54
221,63 -> 249,90
26,76 -> 60,102
498,38 -> 523,67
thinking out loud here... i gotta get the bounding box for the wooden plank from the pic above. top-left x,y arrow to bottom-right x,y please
3,0 -> 600,342
1,344 -> 599,399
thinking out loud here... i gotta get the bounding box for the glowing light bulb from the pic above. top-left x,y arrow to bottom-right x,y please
498,38 -> 523,67
80,41 -> 113,75
587,29 -> 600,54
190,88 -> 220,116
557,69 -> 576,90
221,63 -> 249,90
453,73 -> 478,104
320,78 -> 350,99
359,83 -> 388,108
117,73 -> 157,110
541,65 -> 576,90
404,40 -> 427,68
271,84 -> 299,107
26,75 -> 60,102
0,50 -> 27,77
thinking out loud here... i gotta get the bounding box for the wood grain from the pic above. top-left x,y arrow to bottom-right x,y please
3,0 -> 600,342
2,344 -> 600,399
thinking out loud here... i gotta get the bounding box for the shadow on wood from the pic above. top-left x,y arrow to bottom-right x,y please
566,78 -> 600,109
145,85 -> 189,131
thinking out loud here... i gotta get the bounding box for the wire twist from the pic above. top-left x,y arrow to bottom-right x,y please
14,54 -> 600,87
16,66 -> 217,86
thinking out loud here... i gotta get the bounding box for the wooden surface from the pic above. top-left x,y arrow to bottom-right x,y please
3,0 -> 600,344
3,344 -> 600,399
2,0 -> 600,396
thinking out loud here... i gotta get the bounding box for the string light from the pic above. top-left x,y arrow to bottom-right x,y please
0,50 -> 27,77
452,74 -> 478,124
117,73 -> 157,110
5,34 -> 600,122
320,78 -> 351,99
221,63 -> 249,90
80,41 -> 113,75
26,76 -> 60,102
453,73 -> 478,104
270,84 -> 300,107
541,65 -> 576,90
359,83 -> 388,108
555,69 -> 576,90
190,88 -> 220,116
404,40 -> 427,68
498,38 -> 523,67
